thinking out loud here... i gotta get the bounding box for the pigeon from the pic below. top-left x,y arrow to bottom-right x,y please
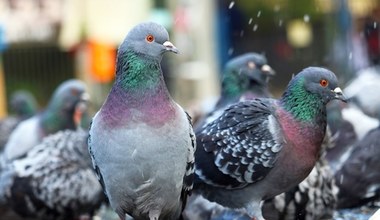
194,52 -> 274,129
344,65 -> 380,118
0,99 -> 104,220
0,90 -> 38,151
185,129 -> 338,220
334,118 -> 380,209
262,127 -> 338,220
2,79 -> 89,162
88,22 -> 195,220
193,67 -> 346,220
325,101 -> 358,172
0,127 -> 104,220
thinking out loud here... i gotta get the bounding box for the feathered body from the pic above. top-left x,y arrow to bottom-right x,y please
194,67 -> 346,219
88,22 -> 195,220
0,129 -> 104,220
2,79 -> 87,161
335,123 -> 380,209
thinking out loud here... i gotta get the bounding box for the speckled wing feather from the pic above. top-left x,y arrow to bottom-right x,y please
0,129 -> 104,220
181,112 -> 196,210
196,99 -> 284,189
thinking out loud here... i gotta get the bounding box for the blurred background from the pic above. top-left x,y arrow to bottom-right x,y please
0,0 -> 379,116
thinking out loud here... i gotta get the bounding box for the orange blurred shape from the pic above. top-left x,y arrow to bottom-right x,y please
88,41 -> 116,83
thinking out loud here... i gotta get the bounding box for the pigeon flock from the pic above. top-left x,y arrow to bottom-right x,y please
0,21 -> 379,220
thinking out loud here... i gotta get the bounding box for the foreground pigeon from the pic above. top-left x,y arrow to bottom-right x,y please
194,67 -> 346,220
261,127 -> 338,220
185,129 -> 338,220
2,79 -> 88,162
0,90 -> 38,151
195,52 -> 274,129
88,22 -> 195,220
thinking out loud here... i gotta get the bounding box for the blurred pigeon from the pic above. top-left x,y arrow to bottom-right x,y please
194,52 -> 274,129
194,67 -> 346,220
370,208 -> 380,220
344,65 -> 380,118
0,90 -> 38,151
0,126 -> 104,220
325,101 -> 358,172
335,118 -> 380,209
88,22 -> 195,220
2,79 -> 88,162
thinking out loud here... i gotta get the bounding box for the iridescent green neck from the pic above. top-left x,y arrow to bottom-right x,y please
222,70 -> 249,98
115,50 -> 162,92
40,107 -> 76,134
281,78 -> 325,122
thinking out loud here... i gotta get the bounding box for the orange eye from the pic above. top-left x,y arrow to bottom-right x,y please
320,79 -> 328,87
146,34 -> 154,42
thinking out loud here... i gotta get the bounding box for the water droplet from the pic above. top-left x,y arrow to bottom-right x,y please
228,1 -> 235,9
349,52 -> 353,60
248,18 -> 253,25
228,47 -> 234,55
339,174 -> 344,184
304,14 -> 310,22
257,11 -> 261,18
374,22 -> 377,29
279,19 -> 283,27
240,30 -> 244,37
253,24 -> 258,31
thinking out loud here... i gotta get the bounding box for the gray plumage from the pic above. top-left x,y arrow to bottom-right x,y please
88,22 -> 195,220
0,129 -> 104,220
2,79 -> 88,162
194,67 -> 346,220
0,90 -> 38,151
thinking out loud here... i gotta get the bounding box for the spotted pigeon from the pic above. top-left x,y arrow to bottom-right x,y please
0,128 -> 104,220
194,67 -> 346,220
2,79 -> 88,162
88,22 -> 195,220
0,96 -> 103,220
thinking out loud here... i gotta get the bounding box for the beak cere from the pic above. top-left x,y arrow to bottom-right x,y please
163,41 -> 179,54
332,87 -> 347,102
261,64 -> 275,76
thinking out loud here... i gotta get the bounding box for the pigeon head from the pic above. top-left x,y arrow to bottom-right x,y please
296,67 -> 346,103
42,79 -> 89,133
224,53 -> 274,85
9,90 -> 38,119
222,53 -> 274,98
281,67 -> 346,122
120,22 -> 178,61
47,79 -> 88,112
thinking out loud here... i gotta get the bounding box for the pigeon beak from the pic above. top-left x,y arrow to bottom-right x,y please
80,92 -> 90,102
332,87 -> 347,102
261,64 -> 275,76
163,41 -> 179,54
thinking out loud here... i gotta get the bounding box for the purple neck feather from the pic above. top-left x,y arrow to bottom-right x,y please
100,55 -> 176,127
